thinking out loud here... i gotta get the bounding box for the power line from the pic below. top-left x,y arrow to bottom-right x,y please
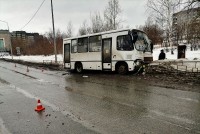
19,0 -> 46,30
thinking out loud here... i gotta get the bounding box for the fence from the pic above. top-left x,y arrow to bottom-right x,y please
147,60 -> 200,74
43,60 -> 63,65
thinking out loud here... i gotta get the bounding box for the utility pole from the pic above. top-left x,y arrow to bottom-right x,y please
0,20 -> 13,60
51,0 -> 57,63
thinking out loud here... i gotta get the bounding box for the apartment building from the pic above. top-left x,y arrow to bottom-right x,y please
11,31 -> 39,46
172,7 -> 200,45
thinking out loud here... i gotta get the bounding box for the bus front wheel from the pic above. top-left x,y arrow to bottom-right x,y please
75,63 -> 83,73
117,64 -> 128,74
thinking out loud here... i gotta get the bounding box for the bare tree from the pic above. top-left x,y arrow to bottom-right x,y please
90,12 -> 104,33
11,38 -> 25,55
180,0 -> 200,9
45,29 -> 64,54
66,21 -> 73,38
78,20 -> 91,36
147,0 -> 181,48
104,0 -> 122,30
141,18 -> 164,46
78,21 -> 87,36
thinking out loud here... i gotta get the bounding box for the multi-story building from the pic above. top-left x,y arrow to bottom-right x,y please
11,31 -> 27,45
11,31 -> 39,46
11,31 -> 40,55
0,30 -> 11,52
172,7 -> 200,45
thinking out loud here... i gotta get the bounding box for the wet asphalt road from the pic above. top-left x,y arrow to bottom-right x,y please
0,60 -> 200,134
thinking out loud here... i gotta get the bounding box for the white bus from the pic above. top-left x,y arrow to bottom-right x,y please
63,29 -> 153,74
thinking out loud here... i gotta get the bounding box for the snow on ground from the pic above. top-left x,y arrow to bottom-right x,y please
153,46 -> 200,61
153,46 -> 200,71
1,46 -> 200,64
2,54 -> 63,64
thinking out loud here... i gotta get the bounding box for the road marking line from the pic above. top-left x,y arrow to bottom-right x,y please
0,117 -> 11,134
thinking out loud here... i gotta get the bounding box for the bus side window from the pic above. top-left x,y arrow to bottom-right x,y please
71,39 -> 77,53
117,35 -> 133,51
78,37 -> 88,53
89,35 -> 101,52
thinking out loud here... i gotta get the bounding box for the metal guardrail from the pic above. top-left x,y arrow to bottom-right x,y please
43,60 -> 53,64
43,60 -> 63,67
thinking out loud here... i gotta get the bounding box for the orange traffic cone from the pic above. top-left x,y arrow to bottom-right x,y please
35,99 -> 45,112
27,66 -> 29,72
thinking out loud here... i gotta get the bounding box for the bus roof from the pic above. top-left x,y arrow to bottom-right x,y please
63,28 -> 145,41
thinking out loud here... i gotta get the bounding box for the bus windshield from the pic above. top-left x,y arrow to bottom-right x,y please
131,30 -> 151,52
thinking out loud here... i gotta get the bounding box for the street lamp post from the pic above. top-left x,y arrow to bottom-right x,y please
0,20 -> 13,59
50,0 -> 57,64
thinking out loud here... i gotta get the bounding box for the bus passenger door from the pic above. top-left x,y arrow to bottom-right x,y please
102,38 -> 112,70
64,43 -> 70,68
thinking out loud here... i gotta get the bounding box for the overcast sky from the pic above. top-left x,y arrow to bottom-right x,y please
0,0 -> 148,35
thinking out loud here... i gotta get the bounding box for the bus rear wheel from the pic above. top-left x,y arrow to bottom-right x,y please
117,64 -> 128,74
75,63 -> 83,73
